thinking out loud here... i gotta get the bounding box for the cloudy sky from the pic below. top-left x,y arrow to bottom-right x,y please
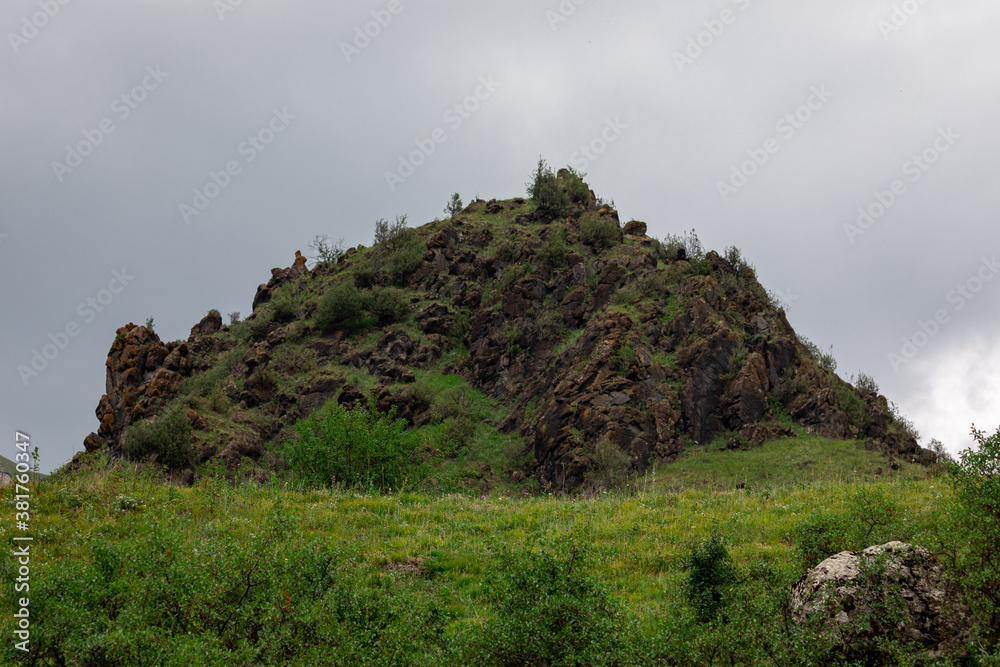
2,0 -> 998,473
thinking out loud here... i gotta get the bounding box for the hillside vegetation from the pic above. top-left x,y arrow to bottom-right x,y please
13,163 -> 996,665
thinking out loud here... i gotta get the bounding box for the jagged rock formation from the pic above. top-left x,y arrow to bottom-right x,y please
789,542 -> 971,660
75,176 -> 935,490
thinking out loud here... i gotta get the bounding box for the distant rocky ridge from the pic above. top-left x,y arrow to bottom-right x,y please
72,177 -> 936,491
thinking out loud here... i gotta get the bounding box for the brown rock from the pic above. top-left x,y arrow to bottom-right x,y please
623,220 -> 647,236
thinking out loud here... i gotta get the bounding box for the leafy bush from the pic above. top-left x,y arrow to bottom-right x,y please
451,539 -> 640,666
281,396 -> 418,490
362,286 -> 410,325
577,212 -> 621,250
537,233 -> 569,268
794,509 -> 849,569
947,425 -> 1000,634
585,439 -> 634,492
798,335 -> 838,373
661,228 -> 705,263
852,371 -> 880,395
793,486 -> 902,570
122,401 -> 193,470
525,157 -> 569,215
315,281 -> 365,334
373,214 -> 410,249
444,193 -> 463,218
684,528 -> 737,622
228,311 -> 241,325
562,167 -> 591,204
385,235 -> 424,285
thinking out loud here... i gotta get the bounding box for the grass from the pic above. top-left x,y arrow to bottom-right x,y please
652,435 -> 929,493
3,449 -> 953,665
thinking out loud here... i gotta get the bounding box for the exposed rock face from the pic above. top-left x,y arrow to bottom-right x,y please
253,250 -> 309,311
77,323 -> 194,464
789,542 -> 971,660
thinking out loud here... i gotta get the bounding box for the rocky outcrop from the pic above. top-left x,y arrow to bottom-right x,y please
252,250 -> 309,311
789,542 -> 971,660
77,323 -> 194,465
75,188 -> 936,489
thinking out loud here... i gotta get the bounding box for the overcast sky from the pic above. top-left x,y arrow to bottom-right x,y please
3,0 -> 998,473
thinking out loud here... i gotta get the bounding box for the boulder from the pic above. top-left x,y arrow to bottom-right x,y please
789,542 -> 971,660
623,220 -> 647,236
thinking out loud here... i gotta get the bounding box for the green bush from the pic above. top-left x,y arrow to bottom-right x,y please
444,193 -> 463,218
947,425 -> 1000,635
122,401 -> 193,470
578,212 -> 621,250
793,509 -> 849,569
585,439 -> 633,492
315,281 -> 365,334
281,396 -> 418,490
684,528 -> 737,623
362,286 -> 410,325
385,235 -> 425,285
451,539 -> 640,666
526,158 -> 570,215
537,233 -> 569,268
373,214 -> 410,249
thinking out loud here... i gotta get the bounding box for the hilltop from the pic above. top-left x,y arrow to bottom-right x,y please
67,164 -> 933,492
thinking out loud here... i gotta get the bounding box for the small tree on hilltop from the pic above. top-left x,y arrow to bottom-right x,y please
444,193 -> 463,218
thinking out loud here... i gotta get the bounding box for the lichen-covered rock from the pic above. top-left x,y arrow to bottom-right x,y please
789,542 -> 971,660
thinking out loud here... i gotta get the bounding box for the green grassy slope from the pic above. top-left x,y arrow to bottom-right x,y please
2,442 -> 965,665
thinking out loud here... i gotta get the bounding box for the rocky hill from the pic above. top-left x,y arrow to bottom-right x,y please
71,168 -> 935,492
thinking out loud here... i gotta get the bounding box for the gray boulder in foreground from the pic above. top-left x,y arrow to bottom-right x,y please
789,541 -> 971,659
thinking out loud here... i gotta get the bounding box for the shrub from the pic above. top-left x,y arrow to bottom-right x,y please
385,236 -> 424,285
798,335 -> 838,373
122,401 -> 193,470
562,167 -> 591,204
315,281 -> 365,334
578,211 -> 621,250
946,425 -> 1000,634
585,439 -> 633,492
227,311 -> 241,325
307,233 -> 345,265
684,528 -> 737,622
794,509 -> 849,569
537,232 -> 569,268
525,157 -> 570,215
362,286 -> 410,325
852,371 -> 880,395
444,193 -> 463,218
144,316 -> 155,331
373,214 -> 410,249
281,396 -> 418,490
452,539 -> 639,665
